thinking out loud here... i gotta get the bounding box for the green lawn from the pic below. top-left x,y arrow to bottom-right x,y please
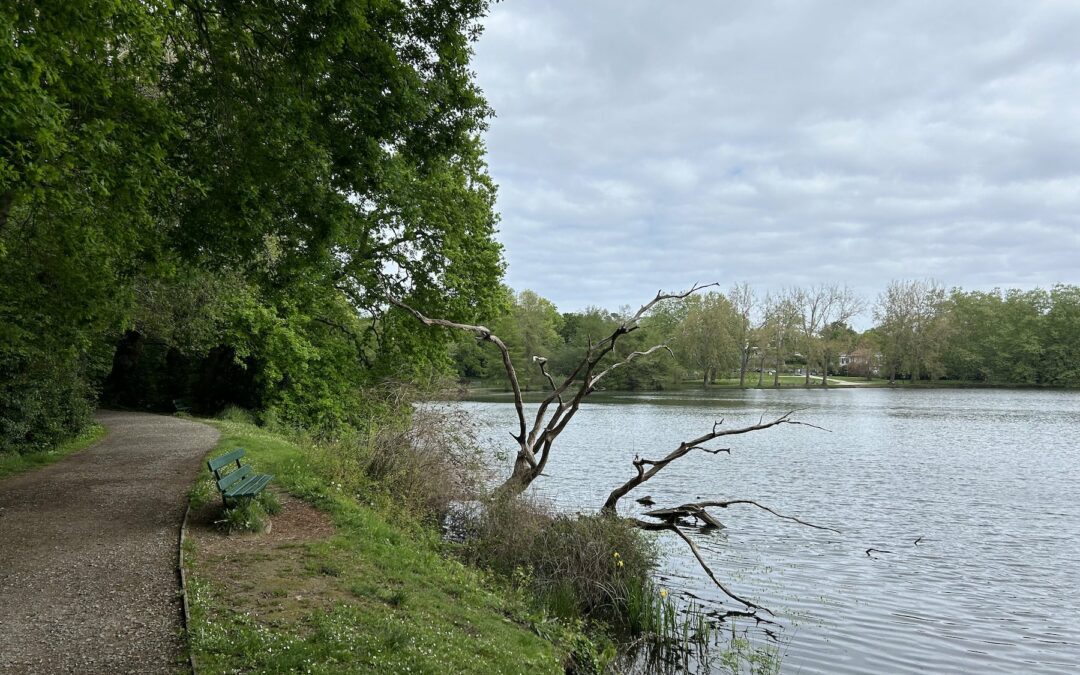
0,424 -> 106,480
184,420 -> 565,674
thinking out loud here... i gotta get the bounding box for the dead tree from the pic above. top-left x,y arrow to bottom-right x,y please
388,283 -> 718,495
389,285 -> 837,613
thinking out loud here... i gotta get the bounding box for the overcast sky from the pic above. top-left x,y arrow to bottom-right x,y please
471,1 -> 1080,320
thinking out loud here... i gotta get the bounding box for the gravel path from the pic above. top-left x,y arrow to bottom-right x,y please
0,411 -> 219,674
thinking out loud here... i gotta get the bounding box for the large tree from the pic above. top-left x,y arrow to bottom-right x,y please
674,292 -> 739,386
874,280 -> 947,382
728,282 -> 756,387
1,0 -> 181,451
1,0 -> 506,448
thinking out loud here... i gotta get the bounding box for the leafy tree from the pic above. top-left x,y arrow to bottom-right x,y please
491,290 -> 563,391
2,0 -> 506,449
821,321 -> 857,376
673,292 -> 738,386
1042,285 -> 1080,385
1,0 -> 179,451
874,280 -> 947,382
728,283 -> 756,387
761,293 -> 800,387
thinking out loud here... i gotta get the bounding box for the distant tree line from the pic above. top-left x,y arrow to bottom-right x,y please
1,0 -> 502,453
453,282 -> 1080,389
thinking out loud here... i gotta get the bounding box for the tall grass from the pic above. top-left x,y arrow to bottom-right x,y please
220,386 -> 486,526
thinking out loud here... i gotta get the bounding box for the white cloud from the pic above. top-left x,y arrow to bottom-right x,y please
473,1 -> 1080,317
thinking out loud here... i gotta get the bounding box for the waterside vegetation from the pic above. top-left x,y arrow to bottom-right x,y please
184,406 -> 755,673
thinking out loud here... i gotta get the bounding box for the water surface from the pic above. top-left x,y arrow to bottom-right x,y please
459,388 -> 1080,674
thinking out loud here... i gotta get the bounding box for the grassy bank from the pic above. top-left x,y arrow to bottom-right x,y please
0,423 -> 106,480
184,419 -> 568,674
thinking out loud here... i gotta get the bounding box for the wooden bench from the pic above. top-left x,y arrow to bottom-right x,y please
208,448 -> 273,506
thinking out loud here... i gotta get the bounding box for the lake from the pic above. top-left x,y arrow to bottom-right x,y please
457,388 -> 1080,674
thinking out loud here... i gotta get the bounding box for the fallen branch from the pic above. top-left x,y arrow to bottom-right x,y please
665,523 -> 771,614
647,500 -> 840,534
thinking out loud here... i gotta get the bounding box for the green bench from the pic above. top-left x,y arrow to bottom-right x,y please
208,448 -> 273,506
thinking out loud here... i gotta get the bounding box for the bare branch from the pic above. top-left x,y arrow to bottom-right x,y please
665,523 -> 771,614
533,357 -> 563,407
603,411 -> 804,512
646,500 -> 840,533
589,344 -> 674,390
386,297 -> 532,459
623,282 -> 721,331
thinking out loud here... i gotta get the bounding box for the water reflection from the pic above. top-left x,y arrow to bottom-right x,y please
458,388 -> 1080,674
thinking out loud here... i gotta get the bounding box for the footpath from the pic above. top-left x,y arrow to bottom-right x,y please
0,411 -> 218,673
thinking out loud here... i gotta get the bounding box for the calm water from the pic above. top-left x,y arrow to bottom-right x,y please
457,388 -> 1080,674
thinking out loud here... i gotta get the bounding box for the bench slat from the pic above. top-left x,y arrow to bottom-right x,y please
225,473 -> 273,498
217,464 -> 252,492
209,448 -> 245,473
224,471 -> 262,496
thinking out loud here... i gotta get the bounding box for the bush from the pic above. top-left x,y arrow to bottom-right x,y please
0,351 -> 101,454
303,391 -> 485,523
218,498 -> 270,534
462,494 -> 660,631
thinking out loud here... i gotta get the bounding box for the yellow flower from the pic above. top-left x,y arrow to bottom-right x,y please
617,560 -> 624,568
659,588 -> 668,598
613,551 -> 620,558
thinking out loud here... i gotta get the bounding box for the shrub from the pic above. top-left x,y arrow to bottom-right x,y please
462,494 -> 660,632
218,498 -> 270,534
303,390 -> 485,523
0,351 -> 100,454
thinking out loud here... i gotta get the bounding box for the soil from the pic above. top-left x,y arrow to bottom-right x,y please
0,411 -> 219,674
186,491 -> 341,626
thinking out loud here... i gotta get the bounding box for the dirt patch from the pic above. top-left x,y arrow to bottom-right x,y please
188,491 -> 350,624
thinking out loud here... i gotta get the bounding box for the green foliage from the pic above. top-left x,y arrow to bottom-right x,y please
218,497 -> 271,534
1042,285 -> 1080,385
2,0 -> 506,449
0,422 -> 104,479
463,495 -> 660,631
673,292 -> 740,385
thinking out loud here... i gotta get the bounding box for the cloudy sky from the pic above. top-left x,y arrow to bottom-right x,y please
471,1 -> 1080,318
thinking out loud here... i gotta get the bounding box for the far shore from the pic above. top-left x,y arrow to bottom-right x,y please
453,378 -> 1075,398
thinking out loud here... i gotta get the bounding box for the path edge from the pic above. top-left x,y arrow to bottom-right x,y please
179,498 -> 198,674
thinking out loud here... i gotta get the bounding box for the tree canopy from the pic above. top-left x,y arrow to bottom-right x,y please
1,0 -> 502,451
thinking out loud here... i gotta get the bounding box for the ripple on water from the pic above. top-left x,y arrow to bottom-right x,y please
457,389 -> 1080,673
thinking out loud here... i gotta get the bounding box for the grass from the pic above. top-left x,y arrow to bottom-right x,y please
0,423 -> 106,479
184,419 -> 566,674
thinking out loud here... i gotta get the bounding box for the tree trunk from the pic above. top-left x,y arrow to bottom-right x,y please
496,457 -> 535,497
738,349 -> 748,388
774,341 -> 782,387
820,349 -> 828,387
757,353 -> 765,387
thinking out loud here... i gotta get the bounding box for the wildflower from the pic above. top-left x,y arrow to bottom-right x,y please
659,588 -> 668,598
617,560 -> 624,568
613,551 -> 621,559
